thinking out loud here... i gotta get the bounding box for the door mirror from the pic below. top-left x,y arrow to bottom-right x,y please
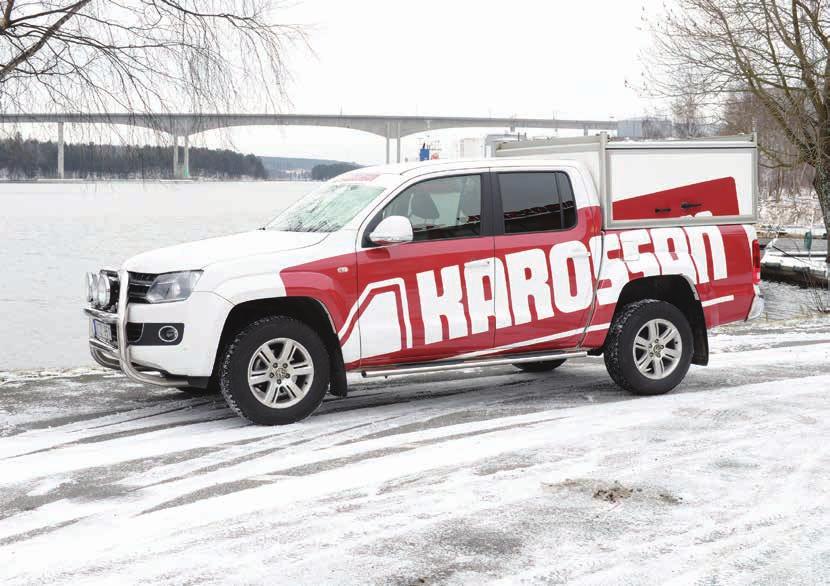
369,215 -> 414,246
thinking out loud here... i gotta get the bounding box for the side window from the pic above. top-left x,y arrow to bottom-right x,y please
378,175 -> 482,242
498,171 -> 577,234
556,172 -> 577,229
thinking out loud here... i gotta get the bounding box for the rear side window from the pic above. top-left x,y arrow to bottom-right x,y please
498,171 -> 577,234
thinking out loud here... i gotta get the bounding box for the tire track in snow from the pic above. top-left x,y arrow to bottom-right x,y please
2,323 -> 830,583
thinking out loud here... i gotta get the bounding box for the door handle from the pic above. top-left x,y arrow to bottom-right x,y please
467,259 -> 491,268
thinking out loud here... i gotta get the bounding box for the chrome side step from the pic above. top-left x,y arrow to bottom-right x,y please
361,350 -> 588,378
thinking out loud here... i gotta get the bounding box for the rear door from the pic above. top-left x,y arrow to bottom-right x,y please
492,169 -> 597,353
355,172 -> 497,366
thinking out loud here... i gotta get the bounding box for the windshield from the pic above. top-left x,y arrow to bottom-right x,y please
266,182 -> 386,233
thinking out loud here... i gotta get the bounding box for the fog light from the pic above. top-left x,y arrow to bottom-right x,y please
158,325 -> 180,343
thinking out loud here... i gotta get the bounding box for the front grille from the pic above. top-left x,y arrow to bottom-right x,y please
128,272 -> 157,303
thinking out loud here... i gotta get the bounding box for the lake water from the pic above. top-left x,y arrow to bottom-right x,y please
0,182 -> 824,371
1,181 -> 312,371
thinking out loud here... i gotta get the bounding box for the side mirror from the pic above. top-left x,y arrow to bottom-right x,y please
369,215 -> 414,246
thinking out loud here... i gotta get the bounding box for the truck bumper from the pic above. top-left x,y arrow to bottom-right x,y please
85,270 -> 233,386
746,284 -> 765,321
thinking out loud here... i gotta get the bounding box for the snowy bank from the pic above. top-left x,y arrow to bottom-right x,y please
1,319 -> 829,584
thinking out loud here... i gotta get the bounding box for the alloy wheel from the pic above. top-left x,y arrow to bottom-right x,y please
247,337 -> 314,408
632,318 -> 683,380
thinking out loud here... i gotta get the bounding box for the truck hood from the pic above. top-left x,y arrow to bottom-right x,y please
122,230 -> 329,274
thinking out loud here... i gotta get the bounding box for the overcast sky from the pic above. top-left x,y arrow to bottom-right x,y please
14,1 -> 664,165
238,0 -> 662,163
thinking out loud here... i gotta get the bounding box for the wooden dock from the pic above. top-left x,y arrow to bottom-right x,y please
761,238 -> 829,287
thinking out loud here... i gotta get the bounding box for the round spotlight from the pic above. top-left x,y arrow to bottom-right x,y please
96,274 -> 111,308
90,273 -> 100,305
86,273 -> 96,303
158,325 -> 180,343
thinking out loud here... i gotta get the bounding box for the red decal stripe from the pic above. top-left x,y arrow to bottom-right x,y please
613,177 -> 739,220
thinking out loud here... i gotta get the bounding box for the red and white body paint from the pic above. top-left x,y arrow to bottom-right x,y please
119,136 -> 761,378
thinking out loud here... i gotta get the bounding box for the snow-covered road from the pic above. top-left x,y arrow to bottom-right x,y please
1,318 -> 830,585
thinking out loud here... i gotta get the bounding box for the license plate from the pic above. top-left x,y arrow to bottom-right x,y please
93,320 -> 115,345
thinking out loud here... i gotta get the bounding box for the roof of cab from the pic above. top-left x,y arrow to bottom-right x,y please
359,158 -> 584,179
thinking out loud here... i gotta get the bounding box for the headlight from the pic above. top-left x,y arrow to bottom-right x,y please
146,271 -> 202,303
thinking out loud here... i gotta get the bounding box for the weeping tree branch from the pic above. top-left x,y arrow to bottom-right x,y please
0,1 -> 304,116
644,0 -> 830,260
0,1 -> 90,80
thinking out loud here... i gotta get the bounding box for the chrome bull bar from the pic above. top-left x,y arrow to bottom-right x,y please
84,269 -> 188,387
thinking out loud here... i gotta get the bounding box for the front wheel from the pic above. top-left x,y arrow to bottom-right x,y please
219,316 -> 330,425
604,300 -> 693,396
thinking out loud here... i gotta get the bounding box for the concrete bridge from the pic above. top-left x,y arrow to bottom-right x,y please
0,112 -> 619,178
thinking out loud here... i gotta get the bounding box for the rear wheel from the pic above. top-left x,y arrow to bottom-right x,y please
604,300 -> 693,396
219,316 -> 330,425
513,359 -> 566,373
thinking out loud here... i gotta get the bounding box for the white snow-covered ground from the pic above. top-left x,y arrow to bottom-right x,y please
1,318 -> 830,585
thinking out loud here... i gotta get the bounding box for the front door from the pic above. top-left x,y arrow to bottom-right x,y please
492,170 -> 597,353
355,173 -> 496,366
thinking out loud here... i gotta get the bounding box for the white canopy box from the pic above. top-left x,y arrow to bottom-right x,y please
494,133 -> 758,230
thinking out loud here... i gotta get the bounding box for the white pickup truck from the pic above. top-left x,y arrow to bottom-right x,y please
85,133 -> 763,425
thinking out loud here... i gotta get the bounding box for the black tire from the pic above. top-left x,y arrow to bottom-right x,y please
513,359 -> 566,373
219,316 -> 330,425
604,299 -> 693,396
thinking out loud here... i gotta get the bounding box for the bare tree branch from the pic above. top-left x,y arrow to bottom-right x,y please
643,0 -> 830,259
0,1 -> 89,80
1,1 -> 15,32
0,1 -> 304,116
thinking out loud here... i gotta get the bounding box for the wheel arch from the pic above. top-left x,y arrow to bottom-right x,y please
611,275 -> 708,366
214,295 -> 348,396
